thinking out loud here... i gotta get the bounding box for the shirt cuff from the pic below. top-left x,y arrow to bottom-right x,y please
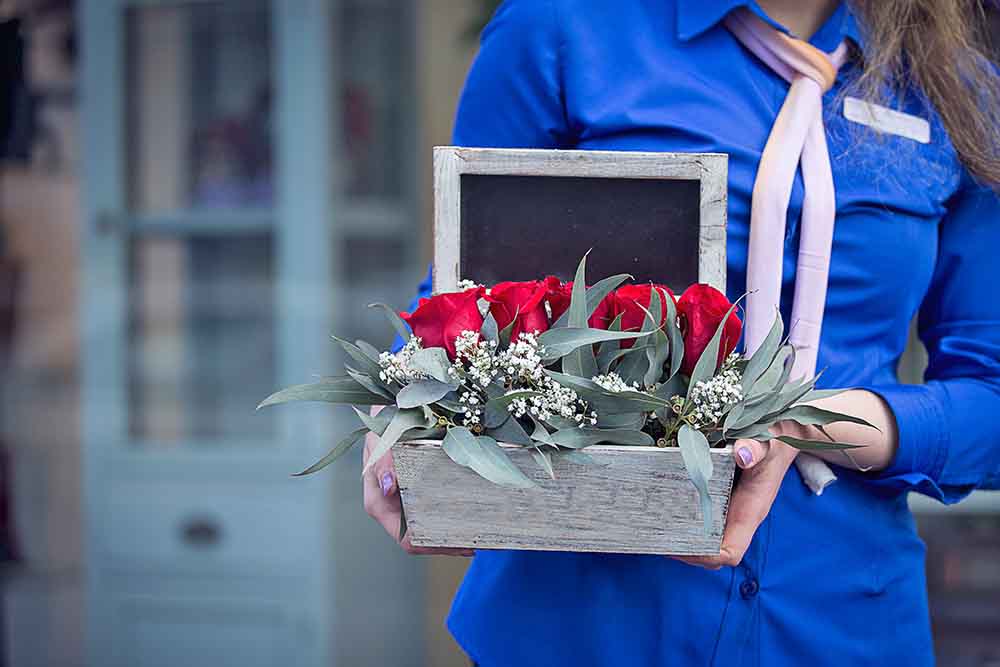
856,383 -> 968,503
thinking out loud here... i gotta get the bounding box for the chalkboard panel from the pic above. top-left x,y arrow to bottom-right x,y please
434,147 -> 728,295
460,174 -> 701,291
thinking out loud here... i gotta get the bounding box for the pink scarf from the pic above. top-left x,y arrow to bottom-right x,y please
725,9 -> 849,494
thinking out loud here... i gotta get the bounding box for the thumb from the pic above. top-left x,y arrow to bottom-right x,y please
373,447 -> 397,497
733,438 -> 770,470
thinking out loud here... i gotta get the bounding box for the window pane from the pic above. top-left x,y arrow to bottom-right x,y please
128,235 -> 276,444
126,2 -> 273,214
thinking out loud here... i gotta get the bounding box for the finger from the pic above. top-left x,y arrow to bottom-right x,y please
717,455 -> 789,566
362,454 -> 407,547
674,554 -> 724,570
374,449 -> 397,498
733,438 -> 770,470
401,533 -> 475,557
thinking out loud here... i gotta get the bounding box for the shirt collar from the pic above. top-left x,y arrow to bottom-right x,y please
676,1 -> 864,52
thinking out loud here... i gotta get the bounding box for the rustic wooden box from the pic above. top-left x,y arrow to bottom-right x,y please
414,146 -> 733,556
394,441 -> 736,556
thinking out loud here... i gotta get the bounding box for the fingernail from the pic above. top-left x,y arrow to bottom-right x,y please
737,446 -> 753,467
380,472 -> 394,496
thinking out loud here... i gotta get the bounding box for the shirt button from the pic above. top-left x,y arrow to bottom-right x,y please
739,578 -> 760,599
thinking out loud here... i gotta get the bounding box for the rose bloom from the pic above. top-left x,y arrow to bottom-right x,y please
545,277 -> 615,329
611,283 -> 675,348
486,280 -> 551,341
676,284 -> 742,375
399,286 -> 485,359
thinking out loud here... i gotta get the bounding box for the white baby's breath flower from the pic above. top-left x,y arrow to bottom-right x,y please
377,336 -> 427,384
592,372 -> 639,393
686,367 -> 744,428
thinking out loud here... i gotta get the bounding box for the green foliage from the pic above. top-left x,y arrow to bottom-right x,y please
263,252 -> 872,539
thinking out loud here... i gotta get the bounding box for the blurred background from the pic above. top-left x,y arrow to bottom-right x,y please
0,1 -> 995,666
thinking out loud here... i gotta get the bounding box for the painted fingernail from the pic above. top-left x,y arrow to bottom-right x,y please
737,447 -> 753,467
380,472 -> 394,496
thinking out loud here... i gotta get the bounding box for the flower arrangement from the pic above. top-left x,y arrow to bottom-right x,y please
259,254 -> 865,532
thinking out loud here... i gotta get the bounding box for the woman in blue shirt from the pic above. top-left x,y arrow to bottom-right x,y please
362,1 -> 1000,664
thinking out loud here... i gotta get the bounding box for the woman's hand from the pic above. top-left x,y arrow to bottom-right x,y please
677,389 -> 899,569
678,434 -> 799,569
362,414 -> 474,556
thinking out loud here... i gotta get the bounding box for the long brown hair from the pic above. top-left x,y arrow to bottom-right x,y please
849,0 -> 1000,188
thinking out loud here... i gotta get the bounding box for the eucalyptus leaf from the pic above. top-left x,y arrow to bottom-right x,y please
653,374 -> 687,402
567,251 -> 590,328
778,405 -> 880,431
352,405 -> 397,435
686,300 -> 742,400
398,505 -> 408,542
487,415 -> 534,446
615,339 -> 651,387
640,293 -> 670,387
258,377 -> 392,409
678,424 -> 715,534
498,308 -> 519,348
401,427 -> 447,440
596,313 -> 626,372
361,408 -> 431,476
408,348 -> 454,384
368,302 -> 411,344
801,388 -> 850,403
292,427 -> 368,477
531,448 -> 556,480
545,415 -> 579,430
746,346 -> 793,400
551,272 -> 631,329
395,379 -> 455,409
776,435 -> 864,451
346,367 -> 394,400
441,428 -> 536,487
481,311 -> 499,344
356,339 -> 381,361
550,427 -> 654,448
596,411 -> 646,430
529,416 -> 555,446
539,327 -> 651,361
483,390 -> 540,428
741,310 -> 783,392
664,295 -> 685,378
332,335 -> 383,377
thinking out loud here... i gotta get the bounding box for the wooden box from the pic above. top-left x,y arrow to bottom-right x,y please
394,441 -> 736,555
417,146 -> 732,556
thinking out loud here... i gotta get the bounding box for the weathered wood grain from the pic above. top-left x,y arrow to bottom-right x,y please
432,146 -> 728,295
394,441 -> 735,556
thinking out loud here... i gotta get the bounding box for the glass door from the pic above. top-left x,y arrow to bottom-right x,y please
81,2 -> 338,666
124,1 -> 279,449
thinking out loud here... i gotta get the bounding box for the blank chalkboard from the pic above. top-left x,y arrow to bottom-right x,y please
434,147 -> 728,295
460,174 -> 701,291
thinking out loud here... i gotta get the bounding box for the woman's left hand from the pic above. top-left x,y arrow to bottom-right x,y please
678,435 -> 799,569
676,389 -> 900,570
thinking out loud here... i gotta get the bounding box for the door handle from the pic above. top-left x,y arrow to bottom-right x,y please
179,515 -> 224,549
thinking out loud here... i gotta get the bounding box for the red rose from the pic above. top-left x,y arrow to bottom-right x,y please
612,284 -> 675,348
486,280 -> 550,341
399,287 -> 485,359
676,284 -> 742,375
545,277 -> 615,329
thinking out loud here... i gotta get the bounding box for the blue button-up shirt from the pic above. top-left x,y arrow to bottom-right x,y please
397,1 -> 1000,664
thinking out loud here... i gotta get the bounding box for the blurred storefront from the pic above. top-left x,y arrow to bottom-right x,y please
0,1 -> 997,666
0,0 -> 481,665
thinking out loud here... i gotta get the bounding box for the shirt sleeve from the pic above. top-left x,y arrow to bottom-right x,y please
393,0 -> 571,353
452,0 -> 570,148
861,177 -> 1000,503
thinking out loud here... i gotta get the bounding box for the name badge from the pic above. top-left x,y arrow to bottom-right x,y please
843,97 -> 931,144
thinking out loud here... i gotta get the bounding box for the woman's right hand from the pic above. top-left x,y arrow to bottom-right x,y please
362,420 -> 474,557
